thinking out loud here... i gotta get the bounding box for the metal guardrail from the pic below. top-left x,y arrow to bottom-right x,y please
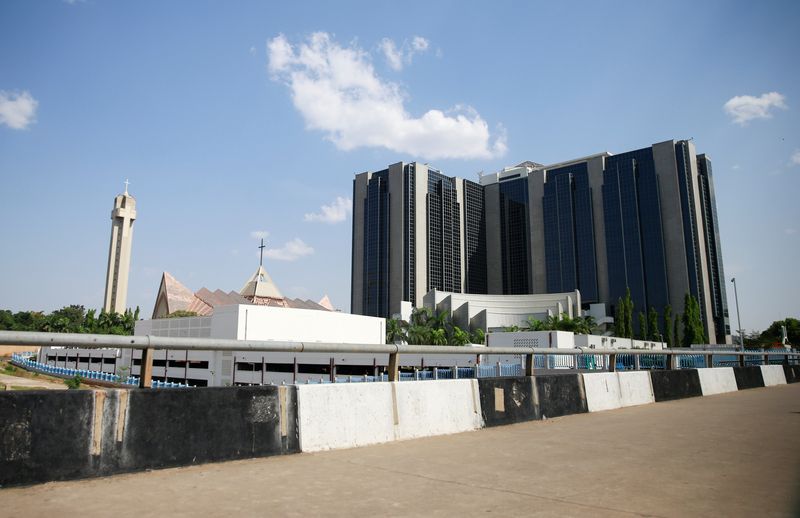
1,330 -> 797,388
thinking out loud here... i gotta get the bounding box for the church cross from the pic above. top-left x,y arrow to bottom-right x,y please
124,179 -> 130,195
259,238 -> 266,267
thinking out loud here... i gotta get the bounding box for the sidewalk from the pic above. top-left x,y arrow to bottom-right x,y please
2,384 -> 799,517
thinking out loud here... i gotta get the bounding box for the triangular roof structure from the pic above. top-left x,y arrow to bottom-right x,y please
239,265 -> 284,300
318,294 -> 335,311
152,272 -> 211,318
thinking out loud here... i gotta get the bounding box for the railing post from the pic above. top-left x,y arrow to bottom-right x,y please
525,353 -> 534,377
433,367 -> 439,380
608,353 -> 617,372
138,348 -> 154,388
453,365 -> 459,380
738,353 -> 745,367
634,355 -> 641,371
387,352 -> 399,382
762,353 -> 769,366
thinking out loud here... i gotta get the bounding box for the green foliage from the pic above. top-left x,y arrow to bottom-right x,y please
637,312 -> 647,340
386,308 -> 481,346
664,305 -> 674,347
758,317 -> 800,346
64,375 -> 82,390
166,310 -> 199,319
647,306 -> 660,341
681,293 -> 706,347
614,288 -> 634,338
673,314 -> 681,348
0,305 -> 140,335
4,364 -> 17,373
469,328 -> 485,345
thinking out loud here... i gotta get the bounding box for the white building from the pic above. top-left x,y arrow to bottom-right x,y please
422,289 -> 584,332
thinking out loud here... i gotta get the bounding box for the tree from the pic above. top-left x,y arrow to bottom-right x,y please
673,314 -> 681,349
682,293 -> 705,347
664,305 -> 674,347
526,316 -> 546,331
449,326 -> 470,346
429,328 -> 448,345
386,318 -> 407,344
637,312 -> 647,340
758,317 -> 800,346
614,298 -> 624,337
470,328 -> 485,345
647,306 -> 660,341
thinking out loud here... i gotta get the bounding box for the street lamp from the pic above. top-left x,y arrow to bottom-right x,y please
731,277 -> 744,349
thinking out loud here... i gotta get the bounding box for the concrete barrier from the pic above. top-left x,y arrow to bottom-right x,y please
582,373 -> 622,412
297,380 -> 482,452
759,365 -> 787,386
477,377 -> 538,427
297,383 -> 394,451
0,386 -> 298,487
697,367 -> 738,396
536,374 -> 587,418
650,370 -> 702,402
394,380 -> 483,441
617,371 -> 655,407
783,364 -> 800,383
733,367 -> 764,390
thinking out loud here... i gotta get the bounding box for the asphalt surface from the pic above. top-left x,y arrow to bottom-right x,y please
2,383 -> 799,517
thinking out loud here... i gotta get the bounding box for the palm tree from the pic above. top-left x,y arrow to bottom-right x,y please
386,318 -> 408,344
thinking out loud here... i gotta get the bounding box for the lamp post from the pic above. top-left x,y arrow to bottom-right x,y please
731,277 -> 743,349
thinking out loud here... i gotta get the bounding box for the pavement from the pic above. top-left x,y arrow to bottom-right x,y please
2,383 -> 799,517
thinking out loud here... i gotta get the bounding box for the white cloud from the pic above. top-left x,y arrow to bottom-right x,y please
0,90 -> 38,130
264,238 -> 314,261
249,46 -> 257,56
250,230 -> 269,240
791,150 -> 800,166
379,39 -> 404,71
724,92 -> 787,125
378,36 -> 430,71
304,196 -> 352,224
785,228 -> 797,235
267,32 -> 506,160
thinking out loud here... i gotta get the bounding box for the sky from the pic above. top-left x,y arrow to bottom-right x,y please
0,0 -> 798,334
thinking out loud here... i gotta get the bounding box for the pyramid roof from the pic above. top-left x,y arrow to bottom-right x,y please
239,265 -> 284,300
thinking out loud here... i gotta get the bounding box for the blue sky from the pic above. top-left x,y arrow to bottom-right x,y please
0,0 -> 798,333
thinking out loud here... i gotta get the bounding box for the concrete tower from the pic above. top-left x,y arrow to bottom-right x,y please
103,181 -> 136,314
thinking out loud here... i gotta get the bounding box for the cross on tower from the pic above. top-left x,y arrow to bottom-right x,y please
124,179 -> 130,195
258,238 -> 266,267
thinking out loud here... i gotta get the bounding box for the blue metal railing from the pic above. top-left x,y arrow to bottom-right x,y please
9,354 -> 188,389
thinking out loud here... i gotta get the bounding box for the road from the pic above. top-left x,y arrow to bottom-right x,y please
2,383 -> 799,517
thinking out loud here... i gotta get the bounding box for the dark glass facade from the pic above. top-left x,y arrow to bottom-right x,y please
542,163 -> 598,302
498,177 -> 530,294
427,169 -> 462,293
602,148 -> 669,323
362,170 -> 390,317
464,179 -> 487,294
403,164 -> 416,302
697,155 -> 730,342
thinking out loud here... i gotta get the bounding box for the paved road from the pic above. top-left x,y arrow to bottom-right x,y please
2,384 -> 799,517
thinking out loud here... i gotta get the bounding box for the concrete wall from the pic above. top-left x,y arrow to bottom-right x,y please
650,370 -> 703,402
297,380 -> 483,452
536,374 -> 587,418
733,367 -> 764,390
617,371 -> 655,407
697,367 -> 738,396
477,377 -> 539,427
582,373 -> 623,412
759,365 -> 787,387
783,364 -> 800,383
0,386 -> 298,487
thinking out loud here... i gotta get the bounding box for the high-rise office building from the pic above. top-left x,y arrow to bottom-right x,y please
351,162 -> 486,318
104,183 -> 137,314
351,140 -> 730,343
